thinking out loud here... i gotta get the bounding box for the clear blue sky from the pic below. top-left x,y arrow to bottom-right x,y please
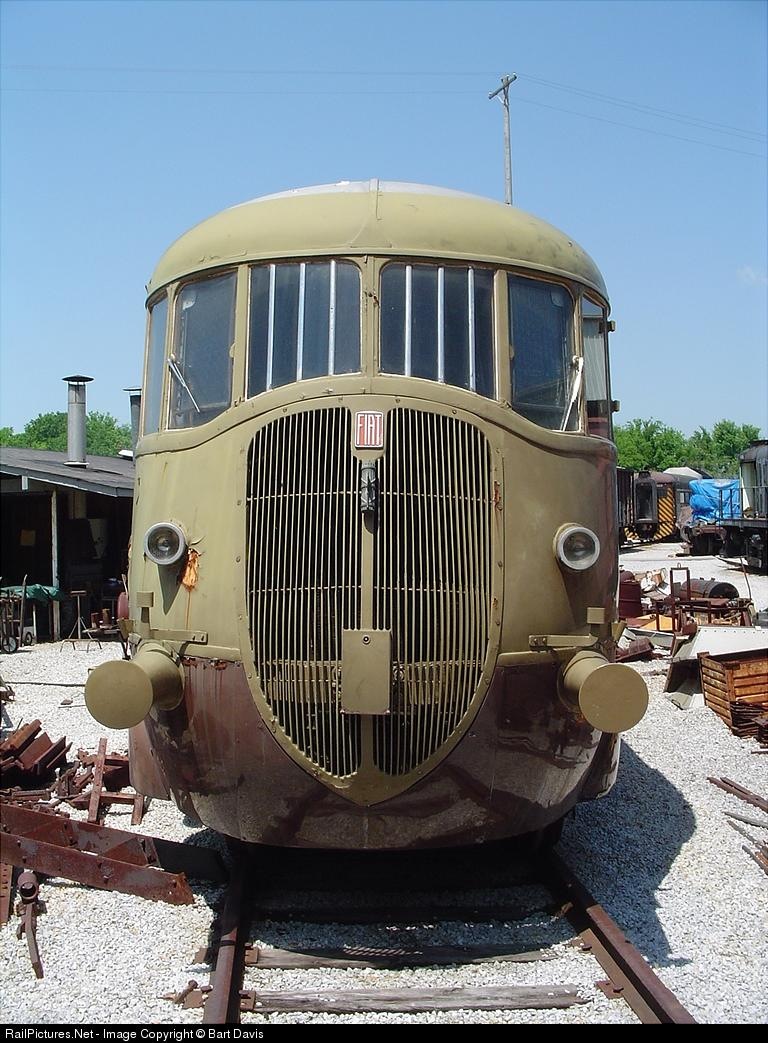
1,0 -> 766,437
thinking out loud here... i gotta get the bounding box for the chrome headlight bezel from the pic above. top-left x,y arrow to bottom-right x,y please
143,521 -> 187,567
554,524 -> 601,572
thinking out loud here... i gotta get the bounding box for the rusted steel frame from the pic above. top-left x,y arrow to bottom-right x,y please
0,802 -> 227,881
707,777 -> 768,813
0,860 -> 12,925
1,802 -> 160,866
542,852 -> 696,1024
203,862 -> 249,1025
1,832 -> 194,905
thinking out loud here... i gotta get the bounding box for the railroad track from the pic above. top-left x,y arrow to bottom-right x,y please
165,843 -> 696,1025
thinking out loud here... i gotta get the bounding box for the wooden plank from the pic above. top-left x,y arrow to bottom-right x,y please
245,944 -> 554,969
732,692 -> 768,706
731,658 -> 768,678
239,985 -> 586,1013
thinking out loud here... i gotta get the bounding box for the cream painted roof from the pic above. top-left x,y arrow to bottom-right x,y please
147,180 -> 607,299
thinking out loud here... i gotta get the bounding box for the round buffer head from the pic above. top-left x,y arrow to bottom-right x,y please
85,660 -> 154,730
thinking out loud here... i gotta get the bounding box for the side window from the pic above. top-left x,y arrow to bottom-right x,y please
582,297 -> 611,438
508,276 -> 577,430
168,273 -> 236,429
143,295 -> 168,436
248,260 -> 360,397
380,263 -> 494,398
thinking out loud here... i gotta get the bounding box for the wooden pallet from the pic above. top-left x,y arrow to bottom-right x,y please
699,650 -> 768,737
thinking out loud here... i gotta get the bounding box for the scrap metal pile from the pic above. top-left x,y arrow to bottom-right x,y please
619,567 -> 756,639
0,717 -> 226,978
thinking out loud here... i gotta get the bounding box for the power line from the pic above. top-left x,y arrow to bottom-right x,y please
4,62 -> 765,142
2,85 -> 765,159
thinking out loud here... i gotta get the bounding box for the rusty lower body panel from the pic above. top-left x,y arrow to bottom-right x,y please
131,657 -> 619,850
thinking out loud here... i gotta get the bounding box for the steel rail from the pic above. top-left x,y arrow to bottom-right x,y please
188,845 -> 696,1025
202,860 -> 250,1025
541,851 -> 697,1024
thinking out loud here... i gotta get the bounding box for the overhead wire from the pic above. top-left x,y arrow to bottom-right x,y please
2,65 -> 765,158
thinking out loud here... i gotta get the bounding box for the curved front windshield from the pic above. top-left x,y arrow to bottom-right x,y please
168,272 -> 236,429
380,263 -> 495,398
508,275 -> 578,431
248,260 -> 361,397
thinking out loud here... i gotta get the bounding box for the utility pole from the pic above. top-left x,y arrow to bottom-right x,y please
488,74 -> 517,206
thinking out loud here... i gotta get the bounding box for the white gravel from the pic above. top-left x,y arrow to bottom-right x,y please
1,545 -> 766,1025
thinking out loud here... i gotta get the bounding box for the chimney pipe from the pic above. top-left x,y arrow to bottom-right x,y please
63,375 -> 93,467
123,387 -> 142,450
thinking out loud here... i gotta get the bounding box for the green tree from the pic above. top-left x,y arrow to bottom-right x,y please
0,411 -> 132,456
614,419 -> 688,471
686,420 -> 761,477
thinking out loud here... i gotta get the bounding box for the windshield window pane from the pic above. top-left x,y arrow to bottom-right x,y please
381,263 -> 495,398
247,260 -> 361,397
143,296 -> 167,435
508,276 -> 577,431
582,297 -> 611,438
168,273 -> 236,429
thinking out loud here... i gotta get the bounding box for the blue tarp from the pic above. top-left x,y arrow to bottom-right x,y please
689,479 -> 740,522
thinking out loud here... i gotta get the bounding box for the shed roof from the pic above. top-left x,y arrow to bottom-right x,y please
147,180 -> 608,300
0,448 -> 135,498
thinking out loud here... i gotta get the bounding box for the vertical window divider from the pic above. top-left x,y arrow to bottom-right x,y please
404,264 -> 413,377
266,263 -> 276,390
468,267 -> 476,392
437,267 -> 445,383
328,260 -> 337,375
296,263 -> 306,381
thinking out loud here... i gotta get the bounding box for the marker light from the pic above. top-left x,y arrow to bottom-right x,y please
555,525 -> 600,571
144,522 -> 187,566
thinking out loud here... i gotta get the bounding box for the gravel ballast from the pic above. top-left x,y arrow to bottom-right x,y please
1,546 -> 765,1025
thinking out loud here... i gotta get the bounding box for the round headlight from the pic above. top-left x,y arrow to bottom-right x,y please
555,524 -> 600,571
144,522 -> 187,566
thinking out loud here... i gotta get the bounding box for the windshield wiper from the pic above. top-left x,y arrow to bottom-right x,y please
560,355 -> 583,432
167,354 -> 201,413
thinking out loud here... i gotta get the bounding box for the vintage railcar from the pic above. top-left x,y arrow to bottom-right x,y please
86,181 -> 647,849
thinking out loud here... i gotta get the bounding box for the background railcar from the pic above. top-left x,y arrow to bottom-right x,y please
86,181 -> 647,849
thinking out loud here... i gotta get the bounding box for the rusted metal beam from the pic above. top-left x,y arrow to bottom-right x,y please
707,777 -> 768,813
1,802 -> 227,906
0,860 -> 12,925
1,832 -> 194,905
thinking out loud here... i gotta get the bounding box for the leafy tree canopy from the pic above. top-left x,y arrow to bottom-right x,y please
0,411 -> 132,457
615,418 -> 761,477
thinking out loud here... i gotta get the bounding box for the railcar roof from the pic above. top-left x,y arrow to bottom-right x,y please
147,180 -> 607,299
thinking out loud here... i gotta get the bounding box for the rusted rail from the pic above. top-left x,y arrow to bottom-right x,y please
541,851 -> 697,1024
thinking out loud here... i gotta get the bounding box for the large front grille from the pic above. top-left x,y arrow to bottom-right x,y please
245,406 -> 493,783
